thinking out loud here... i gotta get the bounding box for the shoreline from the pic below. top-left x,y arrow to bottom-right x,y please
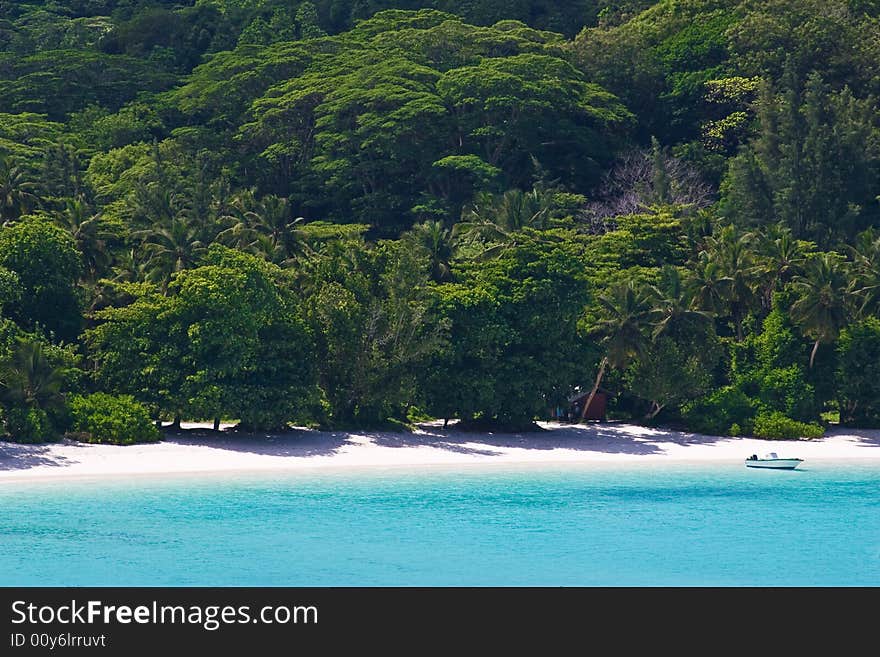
2,422 -> 880,483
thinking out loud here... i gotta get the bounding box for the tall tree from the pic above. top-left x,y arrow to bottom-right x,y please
54,198 -> 119,284
790,252 -> 852,367
0,156 -> 39,224
455,187 -> 554,257
424,230 -> 590,428
580,279 -> 653,420
403,220 -> 456,282
688,252 -> 733,317
750,224 -> 810,310
721,73 -> 880,246
219,192 -> 310,266
701,224 -> 760,341
648,266 -> 712,340
848,228 -> 880,317
0,214 -> 81,340
135,217 -> 207,290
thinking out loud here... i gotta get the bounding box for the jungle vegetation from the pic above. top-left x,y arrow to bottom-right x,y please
1,1 -> 879,441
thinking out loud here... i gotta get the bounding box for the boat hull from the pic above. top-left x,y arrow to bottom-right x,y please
745,459 -> 803,470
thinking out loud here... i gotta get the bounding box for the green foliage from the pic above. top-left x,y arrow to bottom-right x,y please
0,154 -> 41,222
300,236 -> 440,425
0,214 -> 82,341
100,3 -> 234,71
728,0 -> 880,89
0,267 -> 20,309
682,385 -> 757,436
721,74 -> 880,246
612,212 -> 690,267
731,305 -> 819,421
77,102 -> 166,150
85,282 -> 187,422
69,393 -> 161,445
0,49 -> 177,120
176,246 -> 318,431
230,13 -> 630,231
683,296 -> 832,436
789,253 -> 852,360
342,2 -> 618,37
754,365 -> 816,421
0,335 -> 78,442
296,3 -> 326,40
88,246 -> 318,430
423,231 -> 590,427
2,405 -> 54,443
0,113 -> 66,168
752,410 -> 824,440
836,318 -> 880,426
3,1 -> 880,441
624,330 -> 719,420
572,0 -> 739,146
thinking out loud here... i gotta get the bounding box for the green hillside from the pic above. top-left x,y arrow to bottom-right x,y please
1,1 -> 879,439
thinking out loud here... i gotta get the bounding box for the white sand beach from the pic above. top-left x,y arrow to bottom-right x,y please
2,421 -> 880,482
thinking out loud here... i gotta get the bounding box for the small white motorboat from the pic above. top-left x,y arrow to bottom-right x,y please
745,452 -> 803,470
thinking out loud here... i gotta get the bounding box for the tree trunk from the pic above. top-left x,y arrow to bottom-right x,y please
646,401 -> 664,420
580,356 -> 608,422
809,339 -> 820,368
213,417 -> 220,432
171,414 -> 181,431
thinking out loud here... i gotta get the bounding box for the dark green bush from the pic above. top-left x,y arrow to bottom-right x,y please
755,365 -> 817,421
752,411 -> 824,440
836,318 -> 880,427
69,393 -> 160,445
730,305 -> 820,422
681,386 -> 757,435
3,406 -> 55,443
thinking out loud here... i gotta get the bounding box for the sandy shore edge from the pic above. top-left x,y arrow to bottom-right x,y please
2,421 -> 880,482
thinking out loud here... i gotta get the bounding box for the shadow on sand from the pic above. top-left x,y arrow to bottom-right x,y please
372,422 -> 733,456
823,426 -> 880,449
157,421 -> 734,459
6,422 -> 880,471
161,426 -> 352,459
0,441 -> 78,471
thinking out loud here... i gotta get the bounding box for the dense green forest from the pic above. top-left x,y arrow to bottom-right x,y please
1,0 -> 879,443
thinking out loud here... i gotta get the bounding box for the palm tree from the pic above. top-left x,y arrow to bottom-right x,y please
0,156 -> 39,224
648,266 -> 712,340
403,220 -> 456,282
688,252 -> 733,316
848,228 -> 880,316
218,192 -> 310,265
0,338 -> 68,413
55,198 -> 114,283
455,187 -> 554,257
751,225 -> 809,309
108,247 -> 151,285
790,252 -> 852,367
579,280 -> 654,420
129,183 -> 181,227
684,210 -> 714,252
134,217 -> 207,291
702,224 -> 759,340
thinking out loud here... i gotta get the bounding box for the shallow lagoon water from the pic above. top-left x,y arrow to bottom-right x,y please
1,461 -> 878,586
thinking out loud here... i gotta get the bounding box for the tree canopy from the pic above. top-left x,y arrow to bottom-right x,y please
2,1 -> 880,440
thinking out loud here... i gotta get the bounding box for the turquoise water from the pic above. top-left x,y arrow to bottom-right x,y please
1,462 -> 879,586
